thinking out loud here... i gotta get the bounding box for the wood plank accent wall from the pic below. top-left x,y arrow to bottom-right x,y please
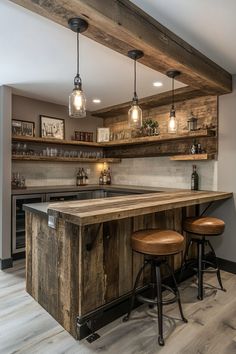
103,95 -> 218,158
93,87 -> 206,118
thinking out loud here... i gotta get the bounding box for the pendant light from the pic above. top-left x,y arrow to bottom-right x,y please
128,50 -> 144,129
68,18 -> 88,118
166,70 -> 181,133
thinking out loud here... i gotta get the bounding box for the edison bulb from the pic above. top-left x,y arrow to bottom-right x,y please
69,88 -> 86,118
168,116 -> 177,133
128,103 -> 142,128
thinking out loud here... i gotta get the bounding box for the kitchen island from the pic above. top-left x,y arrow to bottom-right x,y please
24,186 -> 232,340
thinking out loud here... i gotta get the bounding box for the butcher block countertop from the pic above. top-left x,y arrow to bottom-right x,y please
24,189 -> 232,226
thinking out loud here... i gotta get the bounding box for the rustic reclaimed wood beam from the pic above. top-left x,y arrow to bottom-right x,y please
10,0 -> 232,94
92,87 -> 206,118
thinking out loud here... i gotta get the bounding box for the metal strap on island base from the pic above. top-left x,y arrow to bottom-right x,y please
48,215 -> 57,229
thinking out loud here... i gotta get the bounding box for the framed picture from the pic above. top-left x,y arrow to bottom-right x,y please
97,128 -> 110,142
40,115 -> 65,140
12,119 -> 35,137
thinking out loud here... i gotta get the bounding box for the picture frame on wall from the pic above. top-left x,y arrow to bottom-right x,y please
40,115 -> 65,140
97,127 -> 110,142
12,119 -> 35,137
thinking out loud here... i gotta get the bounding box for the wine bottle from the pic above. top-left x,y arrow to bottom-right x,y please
99,171 -> 103,185
103,169 -> 107,185
191,165 -> 199,190
107,167 -> 111,185
76,168 -> 81,186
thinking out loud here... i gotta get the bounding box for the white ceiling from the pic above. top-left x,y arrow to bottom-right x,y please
131,0 -> 236,74
0,0 -> 184,110
1,0 -> 235,111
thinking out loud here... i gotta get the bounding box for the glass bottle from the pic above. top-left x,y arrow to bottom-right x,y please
76,168 -> 81,186
81,168 -> 86,185
99,171 -> 103,185
107,168 -> 111,185
191,165 -> 199,191
102,169 -> 107,185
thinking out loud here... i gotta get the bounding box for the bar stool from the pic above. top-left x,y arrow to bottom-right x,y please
182,216 -> 226,300
123,229 -> 187,346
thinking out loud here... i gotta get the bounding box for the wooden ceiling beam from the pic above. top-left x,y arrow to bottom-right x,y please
92,87 -> 208,118
10,0 -> 232,94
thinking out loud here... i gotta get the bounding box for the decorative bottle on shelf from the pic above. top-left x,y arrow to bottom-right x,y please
191,165 -> 199,190
81,168 -> 86,185
102,169 -> 108,185
99,171 -> 103,185
190,139 -> 197,154
76,168 -> 81,186
107,167 -> 111,185
85,170 -> 89,185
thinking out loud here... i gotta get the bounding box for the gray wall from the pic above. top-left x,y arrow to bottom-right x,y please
12,95 -> 104,186
12,94 -> 103,139
111,157 -> 217,191
209,75 -> 236,262
0,86 -> 12,261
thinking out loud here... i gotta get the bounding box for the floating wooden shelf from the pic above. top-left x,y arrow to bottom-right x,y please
102,129 -> 215,147
12,130 -> 216,160
12,155 -> 121,163
12,135 -> 101,147
12,129 -> 215,148
170,154 -> 216,161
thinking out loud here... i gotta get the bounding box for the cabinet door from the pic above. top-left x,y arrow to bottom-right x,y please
12,194 -> 44,254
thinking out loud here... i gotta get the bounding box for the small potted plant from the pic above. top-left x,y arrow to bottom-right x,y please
141,119 -> 159,136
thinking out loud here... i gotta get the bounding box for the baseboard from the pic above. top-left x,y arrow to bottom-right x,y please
217,257 -> 236,274
0,257 -> 13,270
12,251 -> 25,261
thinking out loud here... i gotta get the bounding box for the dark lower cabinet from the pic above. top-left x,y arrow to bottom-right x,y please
12,194 -> 45,255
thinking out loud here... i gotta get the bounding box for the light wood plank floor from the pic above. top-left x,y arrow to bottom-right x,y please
1,260 -> 236,354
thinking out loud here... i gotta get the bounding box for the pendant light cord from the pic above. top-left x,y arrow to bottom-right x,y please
134,59 -> 138,102
171,76 -> 174,109
74,31 -> 82,88
77,31 -> 80,76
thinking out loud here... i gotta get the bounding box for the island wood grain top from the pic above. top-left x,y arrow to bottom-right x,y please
44,190 -> 232,226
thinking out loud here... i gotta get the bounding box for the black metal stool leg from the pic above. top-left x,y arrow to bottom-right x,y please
178,239 -> 193,283
155,263 -> 164,346
149,260 -> 156,309
207,240 -> 226,292
197,239 -> 204,300
166,262 -> 188,323
123,261 -> 149,322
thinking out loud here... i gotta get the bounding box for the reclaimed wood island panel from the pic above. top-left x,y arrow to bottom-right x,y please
24,189 -> 232,340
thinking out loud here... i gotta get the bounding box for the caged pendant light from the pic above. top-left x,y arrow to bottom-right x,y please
68,18 -> 88,118
166,70 -> 181,133
127,49 -> 144,129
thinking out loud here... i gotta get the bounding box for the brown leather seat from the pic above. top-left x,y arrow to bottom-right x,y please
131,229 -> 184,256
184,217 -> 225,235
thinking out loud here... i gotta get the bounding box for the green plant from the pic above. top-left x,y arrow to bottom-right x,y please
142,118 -> 159,129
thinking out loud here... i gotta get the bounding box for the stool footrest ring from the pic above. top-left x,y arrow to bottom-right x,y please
137,284 -> 178,306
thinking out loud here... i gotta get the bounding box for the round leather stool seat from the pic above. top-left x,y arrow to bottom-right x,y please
131,229 -> 184,256
184,217 -> 225,235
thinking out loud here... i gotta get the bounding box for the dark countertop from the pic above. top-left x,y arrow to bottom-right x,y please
12,184 -> 178,195
12,184 -> 101,195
